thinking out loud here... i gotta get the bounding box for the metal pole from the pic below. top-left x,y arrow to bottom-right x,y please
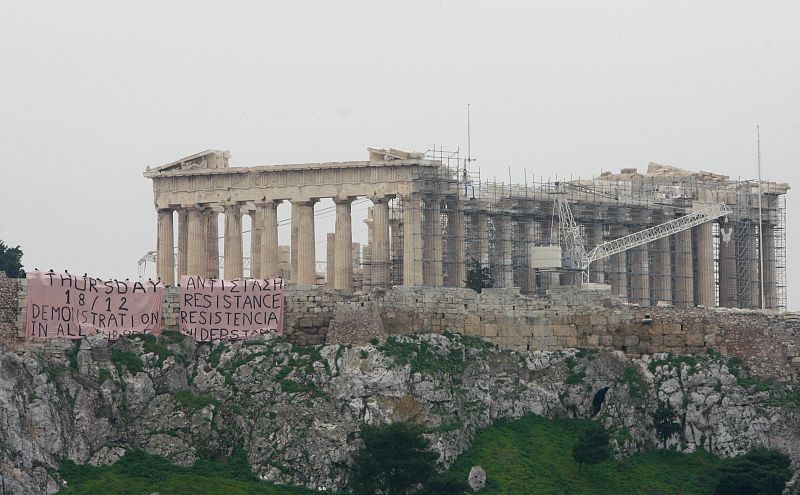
467,103 -> 471,167
756,125 -> 766,310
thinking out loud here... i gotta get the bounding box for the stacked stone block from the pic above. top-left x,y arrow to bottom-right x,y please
2,278 -> 798,381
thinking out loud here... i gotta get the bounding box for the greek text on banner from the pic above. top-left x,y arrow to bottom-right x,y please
26,271 -> 164,340
179,276 -> 285,341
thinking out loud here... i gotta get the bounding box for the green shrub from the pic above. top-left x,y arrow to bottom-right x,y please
141,334 -> 178,367
98,368 -> 113,386
173,390 -> 220,412
572,423 -> 611,471
447,414 -> 723,494
565,370 -> 586,385
111,349 -> 144,374
652,401 -> 681,450
379,336 -> 468,375
59,449 -> 316,494
715,448 -> 791,495
350,422 -> 438,495
465,258 -> 493,293
621,366 -> 648,398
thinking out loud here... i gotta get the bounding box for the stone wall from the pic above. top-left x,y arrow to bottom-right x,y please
160,285 -> 365,346
0,275 -> 71,354
2,278 -> 799,380
0,273 -> 24,351
328,286 -> 800,381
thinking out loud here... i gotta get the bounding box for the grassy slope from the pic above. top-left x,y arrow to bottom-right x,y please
58,450 -> 317,495
60,473 -> 315,495
59,416 -> 724,495
448,415 -> 722,495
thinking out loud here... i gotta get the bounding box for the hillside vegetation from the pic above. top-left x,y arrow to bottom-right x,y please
4,331 -> 797,493
448,415 -> 722,495
59,449 -> 317,495
61,415 -> 731,494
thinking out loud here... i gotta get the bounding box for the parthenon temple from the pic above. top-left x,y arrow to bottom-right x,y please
144,148 -> 789,310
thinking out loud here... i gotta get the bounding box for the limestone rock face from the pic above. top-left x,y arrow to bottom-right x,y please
468,465 -> 486,491
0,333 -> 798,494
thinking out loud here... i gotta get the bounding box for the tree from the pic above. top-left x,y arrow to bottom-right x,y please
464,258 -> 492,293
350,422 -> 438,495
419,475 -> 470,495
652,400 -> 681,452
715,448 -> 792,495
0,241 -> 25,278
572,424 -> 611,472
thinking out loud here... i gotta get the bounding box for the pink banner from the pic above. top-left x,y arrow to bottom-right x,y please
26,271 -> 164,340
179,276 -> 285,341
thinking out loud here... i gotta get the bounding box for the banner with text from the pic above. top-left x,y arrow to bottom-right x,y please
26,271 -> 164,340
179,276 -> 285,340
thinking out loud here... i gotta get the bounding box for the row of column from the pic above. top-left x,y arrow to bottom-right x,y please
157,202 -> 288,286
156,196 -> 395,289
156,202 -> 779,307
400,195 -> 467,288
718,221 -> 778,309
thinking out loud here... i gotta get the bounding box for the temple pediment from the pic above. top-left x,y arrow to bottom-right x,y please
145,150 -> 230,176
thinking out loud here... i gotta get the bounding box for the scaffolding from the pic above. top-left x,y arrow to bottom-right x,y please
775,194 -> 787,310
143,150 -> 787,312
347,156 -> 789,310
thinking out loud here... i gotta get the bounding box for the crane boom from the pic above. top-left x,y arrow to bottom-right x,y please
586,202 -> 734,267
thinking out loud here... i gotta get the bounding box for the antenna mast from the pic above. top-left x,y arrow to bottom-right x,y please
757,125 -> 766,310
467,103 -> 472,169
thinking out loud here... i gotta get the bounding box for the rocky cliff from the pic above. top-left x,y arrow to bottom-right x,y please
1,331 -> 798,494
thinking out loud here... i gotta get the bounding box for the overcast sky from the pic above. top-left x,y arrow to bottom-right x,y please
1,1 -> 798,307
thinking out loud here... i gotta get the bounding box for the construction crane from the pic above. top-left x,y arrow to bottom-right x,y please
553,183 -> 733,281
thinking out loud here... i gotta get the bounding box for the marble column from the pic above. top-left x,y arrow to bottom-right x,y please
250,207 -> 262,278
589,223 -> 605,284
476,212 -> 490,267
296,200 -> 318,285
762,223 -> 777,309
673,227 -> 694,307
423,197 -> 443,286
718,220 -> 737,308
521,217 -> 537,293
652,235 -> 672,305
200,210 -> 209,276
609,223 -> 627,299
749,225 -> 761,309
362,209 -> 374,287
156,209 -> 175,285
334,197 -> 354,290
260,201 -> 281,279
630,243 -> 649,305
630,217 -> 649,306
403,194 -> 424,286
390,218 -> 402,286
326,233 -> 336,288
445,200 -> 465,287
371,197 -> 390,288
291,202 -> 300,283
187,207 -> 207,277
206,209 -> 219,278
498,213 -> 514,288
540,219 -> 560,290
178,209 -> 189,279
693,222 -> 714,307
224,204 -> 243,279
